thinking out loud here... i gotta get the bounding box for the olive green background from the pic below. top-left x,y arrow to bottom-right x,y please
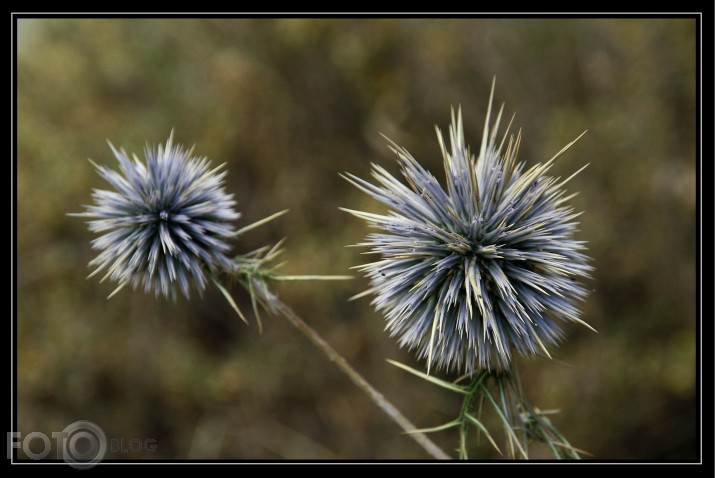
17,18 -> 697,460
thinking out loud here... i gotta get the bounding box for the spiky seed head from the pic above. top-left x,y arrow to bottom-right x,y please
73,132 -> 240,299
344,86 -> 593,374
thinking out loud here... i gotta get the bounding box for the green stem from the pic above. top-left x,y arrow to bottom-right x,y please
479,374 -> 529,459
457,371 -> 490,459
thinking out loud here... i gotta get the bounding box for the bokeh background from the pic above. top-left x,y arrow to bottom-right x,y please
16,18 -> 697,460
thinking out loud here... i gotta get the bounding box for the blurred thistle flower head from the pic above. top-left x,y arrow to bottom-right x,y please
72,131 -> 240,300
343,85 -> 593,374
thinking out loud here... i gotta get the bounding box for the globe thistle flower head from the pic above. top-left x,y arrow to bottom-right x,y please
343,87 -> 593,374
73,132 -> 240,300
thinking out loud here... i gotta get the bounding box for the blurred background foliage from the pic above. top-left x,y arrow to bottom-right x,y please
16,18 -> 697,460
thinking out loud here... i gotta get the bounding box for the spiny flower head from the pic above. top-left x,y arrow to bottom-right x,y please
343,87 -> 593,374
73,132 -> 240,300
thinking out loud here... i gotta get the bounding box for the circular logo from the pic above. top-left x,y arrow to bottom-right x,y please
58,420 -> 107,469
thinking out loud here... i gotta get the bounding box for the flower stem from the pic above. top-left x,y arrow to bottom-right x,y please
457,371 -> 491,459
263,290 -> 451,459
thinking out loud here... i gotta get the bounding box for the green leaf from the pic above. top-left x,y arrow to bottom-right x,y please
405,420 -> 461,434
212,276 -> 249,326
387,359 -> 468,394
465,413 -> 502,455
480,383 -> 528,459
247,277 -> 263,334
272,275 -> 353,281
235,209 -> 289,237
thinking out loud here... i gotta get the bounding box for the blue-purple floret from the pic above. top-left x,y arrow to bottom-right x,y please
75,132 -> 240,300
344,93 -> 593,374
